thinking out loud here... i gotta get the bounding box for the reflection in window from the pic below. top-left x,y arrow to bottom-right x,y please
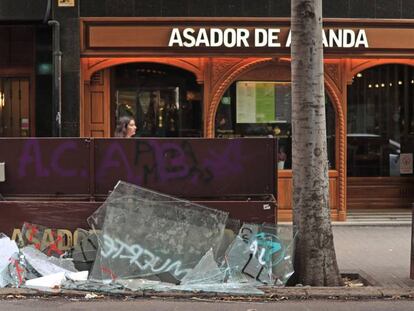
215,81 -> 336,170
347,64 -> 414,177
112,63 -> 202,137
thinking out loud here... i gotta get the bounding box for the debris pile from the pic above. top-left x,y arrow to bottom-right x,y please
0,181 -> 295,295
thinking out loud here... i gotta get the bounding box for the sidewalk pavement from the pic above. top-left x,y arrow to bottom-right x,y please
332,224 -> 414,289
1,224 -> 413,301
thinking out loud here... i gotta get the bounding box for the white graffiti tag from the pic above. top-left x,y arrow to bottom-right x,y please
100,234 -> 191,278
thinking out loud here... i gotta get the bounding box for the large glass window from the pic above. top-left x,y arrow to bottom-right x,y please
347,64 -> 414,177
112,63 -> 202,137
215,81 -> 336,170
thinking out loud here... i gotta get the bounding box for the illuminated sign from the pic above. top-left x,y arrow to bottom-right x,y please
168,28 -> 369,48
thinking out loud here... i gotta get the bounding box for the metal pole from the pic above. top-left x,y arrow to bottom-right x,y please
48,20 -> 62,137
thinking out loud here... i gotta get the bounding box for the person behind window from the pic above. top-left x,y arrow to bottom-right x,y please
278,145 -> 288,169
114,116 -> 137,138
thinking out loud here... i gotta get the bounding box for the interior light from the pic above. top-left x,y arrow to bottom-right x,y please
375,84 -> 379,88
356,73 -> 362,78
389,83 -> 393,86
37,63 -> 52,75
0,92 -> 4,107
368,84 -> 372,88
381,83 -> 385,87
398,81 -> 403,85
411,80 -> 414,84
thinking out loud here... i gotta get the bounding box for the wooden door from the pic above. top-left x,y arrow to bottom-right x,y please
0,77 -> 30,137
83,69 -> 111,137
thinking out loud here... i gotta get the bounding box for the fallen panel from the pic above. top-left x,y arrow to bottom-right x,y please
89,182 -> 228,282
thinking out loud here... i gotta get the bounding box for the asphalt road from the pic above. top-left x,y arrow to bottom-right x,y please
1,299 -> 413,311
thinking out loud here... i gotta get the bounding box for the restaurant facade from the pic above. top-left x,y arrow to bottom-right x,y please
1,1 -> 413,221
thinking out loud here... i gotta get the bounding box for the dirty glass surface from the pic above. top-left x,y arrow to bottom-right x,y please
224,223 -> 295,286
86,181 -> 295,293
88,182 -> 229,281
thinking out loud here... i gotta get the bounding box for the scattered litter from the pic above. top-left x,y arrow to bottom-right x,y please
343,277 -> 364,288
85,293 -> 104,299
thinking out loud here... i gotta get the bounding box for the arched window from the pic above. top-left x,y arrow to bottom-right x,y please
112,63 -> 202,137
347,64 -> 414,177
215,81 -> 336,170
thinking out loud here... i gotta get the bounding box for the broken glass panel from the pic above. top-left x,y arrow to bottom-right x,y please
88,182 -> 228,282
224,223 -> 295,286
180,248 -> 225,285
21,246 -> 77,276
0,234 -> 20,287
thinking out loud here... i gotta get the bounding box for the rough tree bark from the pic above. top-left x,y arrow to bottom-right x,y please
290,0 -> 343,286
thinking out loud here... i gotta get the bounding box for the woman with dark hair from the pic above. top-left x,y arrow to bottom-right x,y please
114,116 -> 137,138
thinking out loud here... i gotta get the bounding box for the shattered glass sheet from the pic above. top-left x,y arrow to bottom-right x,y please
224,223 -> 296,286
20,222 -> 69,257
88,181 -> 228,282
21,246 -> 77,276
78,182 -> 296,295
0,234 -> 20,288
1,179 -> 295,295
116,278 -> 264,295
62,279 -> 125,294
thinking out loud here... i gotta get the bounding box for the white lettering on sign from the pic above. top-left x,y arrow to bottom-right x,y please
169,28 -> 369,48
169,27 -> 251,48
285,29 -> 368,48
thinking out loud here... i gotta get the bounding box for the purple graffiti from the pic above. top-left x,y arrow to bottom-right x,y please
203,140 -> 243,178
151,142 -> 191,182
50,141 -> 80,177
96,142 -> 141,185
96,142 -> 140,184
134,140 -> 213,185
18,140 -> 50,177
14,139 -> 261,194
94,140 -> 249,187
18,140 -> 84,178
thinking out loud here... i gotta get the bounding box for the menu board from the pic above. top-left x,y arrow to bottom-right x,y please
236,82 -> 278,123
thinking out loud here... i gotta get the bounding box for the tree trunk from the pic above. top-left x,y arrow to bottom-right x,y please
290,0 -> 343,286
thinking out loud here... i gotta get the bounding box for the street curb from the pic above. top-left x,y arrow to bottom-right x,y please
1,286 -> 413,301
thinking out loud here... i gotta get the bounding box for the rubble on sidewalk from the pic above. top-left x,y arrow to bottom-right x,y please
0,234 -> 19,287
0,181 -> 295,296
